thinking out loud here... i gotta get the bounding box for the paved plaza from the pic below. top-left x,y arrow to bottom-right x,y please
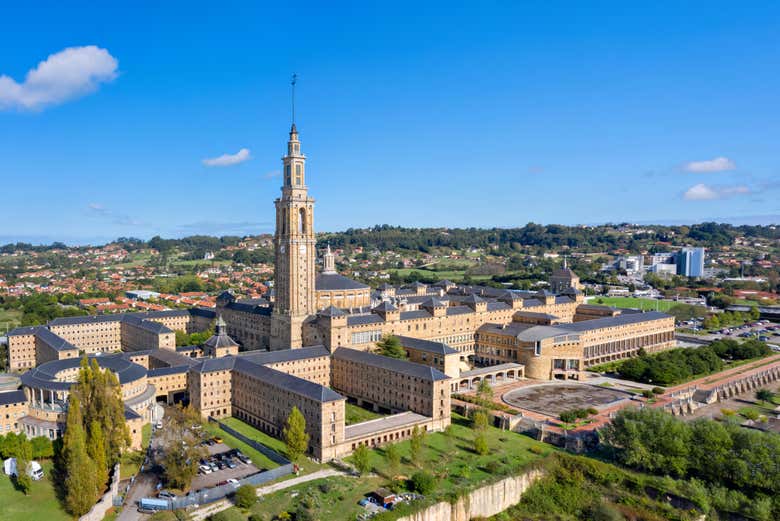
502,383 -> 632,416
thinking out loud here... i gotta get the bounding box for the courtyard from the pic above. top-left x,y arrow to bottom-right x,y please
502,382 -> 632,417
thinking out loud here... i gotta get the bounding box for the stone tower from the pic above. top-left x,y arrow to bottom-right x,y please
270,124 -> 316,350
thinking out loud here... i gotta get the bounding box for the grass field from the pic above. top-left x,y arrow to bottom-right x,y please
204,420 -> 283,471
218,414 -> 555,520
390,268 -> 495,282
120,423 -> 153,479
587,296 -> 677,312
0,461 -> 70,521
0,308 -> 22,330
345,403 -> 385,425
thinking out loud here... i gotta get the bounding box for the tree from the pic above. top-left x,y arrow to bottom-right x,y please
749,306 -> 760,320
755,389 -> 774,404
234,484 -> 256,509
63,396 -> 99,516
30,436 -> 53,459
410,471 -> 437,495
385,443 -> 401,478
162,405 -> 207,490
352,444 -> 371,475
475,379 -> 494,404
472,409 -> 489,431
283,407 -> 309,462
409,426 -> 426,467
14,435 -> 33,494
87,421 -> 109,491
473,432 -> 489,456
376,335 -> 407,359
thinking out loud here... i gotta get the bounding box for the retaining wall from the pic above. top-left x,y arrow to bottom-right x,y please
79,464 -> 121,521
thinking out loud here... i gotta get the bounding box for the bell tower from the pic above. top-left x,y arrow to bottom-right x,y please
270,116 -> 317,349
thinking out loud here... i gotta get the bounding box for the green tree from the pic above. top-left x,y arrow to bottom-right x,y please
749,306 -> 760,320
476,379 -> 494,404
473,432 -> 489,455
283,406 -> 310,462
352,444 -> 371,475
30,436 -> 53,459
385,443 -> 401,478
63,396 -> 98,516
162,405 -> 207,490
755,389 -> 774,404
14,435 -> 33,494
410,471 -> 437,495
472,409 -> 489,431
376,335 -> 407,359
87,421 -> 109,491
234,484 -> 257,509
409,426 -> 426,467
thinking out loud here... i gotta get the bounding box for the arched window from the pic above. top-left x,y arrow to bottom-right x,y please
295,164 -> 302,185
285,164 -> 292,185
299,208 -> 306,234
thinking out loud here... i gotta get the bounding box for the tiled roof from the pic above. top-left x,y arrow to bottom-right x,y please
237,346 -> 330,366
346,314 -> 384,326
0,390 -> 26,405
399,310 -> 431,320
333,348 -> 449,381
556,311 -> 671,331
316,273 -> 369,291
395,335 -> 459,355
233,358 -> 343,402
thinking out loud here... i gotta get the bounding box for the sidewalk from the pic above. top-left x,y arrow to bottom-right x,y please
191,468 -> 346,521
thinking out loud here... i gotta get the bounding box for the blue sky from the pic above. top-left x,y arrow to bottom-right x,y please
1,2 -> 778,244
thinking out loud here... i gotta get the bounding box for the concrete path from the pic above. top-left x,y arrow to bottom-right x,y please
191,468 -> 346,521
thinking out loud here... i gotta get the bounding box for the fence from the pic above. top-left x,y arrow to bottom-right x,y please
79,464 -> 121,521
209,417 -> 290,465
140,418 -> 294,510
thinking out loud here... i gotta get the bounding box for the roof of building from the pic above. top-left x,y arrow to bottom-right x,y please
190,356 -> 237,374
233,358 -> 343,403
124,407 -> 142,420
346,314 -> 385,326
420,297 -> 446,308
399,310 -> 432,321
34,327 -> 78,352
315,273 -> 369,291
395,336 -> 459,355
333,348 -> 449,381
148,348 -> 199,368
148,366 -> 189,377
7,326 -> 39,337
513,311 -> 560,320
318,305 -> 346,317
21,354 -> 147,391
0,389 -> 26,405
445,305 -> 473,316
556,311 -> 671,331
477,322 -> 572,342
237,346 -> 330,366
372,301 -> 398,313
224,300 -> 272,315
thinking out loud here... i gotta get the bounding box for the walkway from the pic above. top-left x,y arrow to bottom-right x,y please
190,468 -> 346,521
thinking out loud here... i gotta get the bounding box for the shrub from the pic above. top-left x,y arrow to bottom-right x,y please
559,411 -> 577,423
652,387 -> 665,395
410,471 -> 437,495
248,515 -> 266,521
474,432 -> 489,455
739,408 -> 760,421
485,460 -> 501,474
586,407 -> 599,416
234,484 -> 256,509
574,408 -> 589,420
529,445 -> 545,455
641,389 -> 654,399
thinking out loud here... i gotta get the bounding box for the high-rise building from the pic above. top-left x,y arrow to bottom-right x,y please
677,247 -> 705,277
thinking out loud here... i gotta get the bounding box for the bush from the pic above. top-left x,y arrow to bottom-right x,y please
473,432 -> 489,455
248,515 -> 266,521
641,389 -> 654,399
233,484 -> 256,509
410,471 -> 437,495
559,411 -> 577,423
586,407 -> 599,416
652,387 -> 665,395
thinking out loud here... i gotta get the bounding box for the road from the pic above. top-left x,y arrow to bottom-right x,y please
190,468 -> 346,521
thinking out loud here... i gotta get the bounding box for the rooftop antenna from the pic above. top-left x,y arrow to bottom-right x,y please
291,73 -> 298,125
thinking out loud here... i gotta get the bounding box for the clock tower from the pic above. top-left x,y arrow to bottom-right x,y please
270,123 -> 316,350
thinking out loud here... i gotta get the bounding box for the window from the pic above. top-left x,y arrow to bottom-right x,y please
285,164 -> 291,185
295,164 -> 302,185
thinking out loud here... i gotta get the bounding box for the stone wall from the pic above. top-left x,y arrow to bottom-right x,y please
394,467 -> 544,521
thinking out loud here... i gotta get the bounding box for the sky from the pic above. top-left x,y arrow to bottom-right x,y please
0,1 -> 778,245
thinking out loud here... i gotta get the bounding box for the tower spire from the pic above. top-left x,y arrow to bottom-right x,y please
290,73 -> 298,130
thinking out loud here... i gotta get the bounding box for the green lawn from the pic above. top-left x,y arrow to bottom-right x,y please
588,296 -> 677,312
216,414 -> 555,521
345,403 -> 385,425
204,418 -> 283,470
121,423 -> 153,479
0,461 -> 70,521
0,308 -> 22,331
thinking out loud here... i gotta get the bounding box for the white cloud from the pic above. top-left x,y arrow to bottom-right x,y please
0,46 -> 118,111
202,148 -> 252,167
683,183 -> 750,201
683,157 -> 736,173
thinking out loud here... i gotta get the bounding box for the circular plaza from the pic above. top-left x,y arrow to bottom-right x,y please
502,382 -> 632,417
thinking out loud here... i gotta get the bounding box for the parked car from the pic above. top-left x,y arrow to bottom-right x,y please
227,459 -> 237,469
158,490 -> 175,499
227,478 -> 239,487
199,464 -> 212,474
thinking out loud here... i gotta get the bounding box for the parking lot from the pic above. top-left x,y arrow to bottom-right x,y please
190,439 -> 262,490
680,320 -> 780,346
